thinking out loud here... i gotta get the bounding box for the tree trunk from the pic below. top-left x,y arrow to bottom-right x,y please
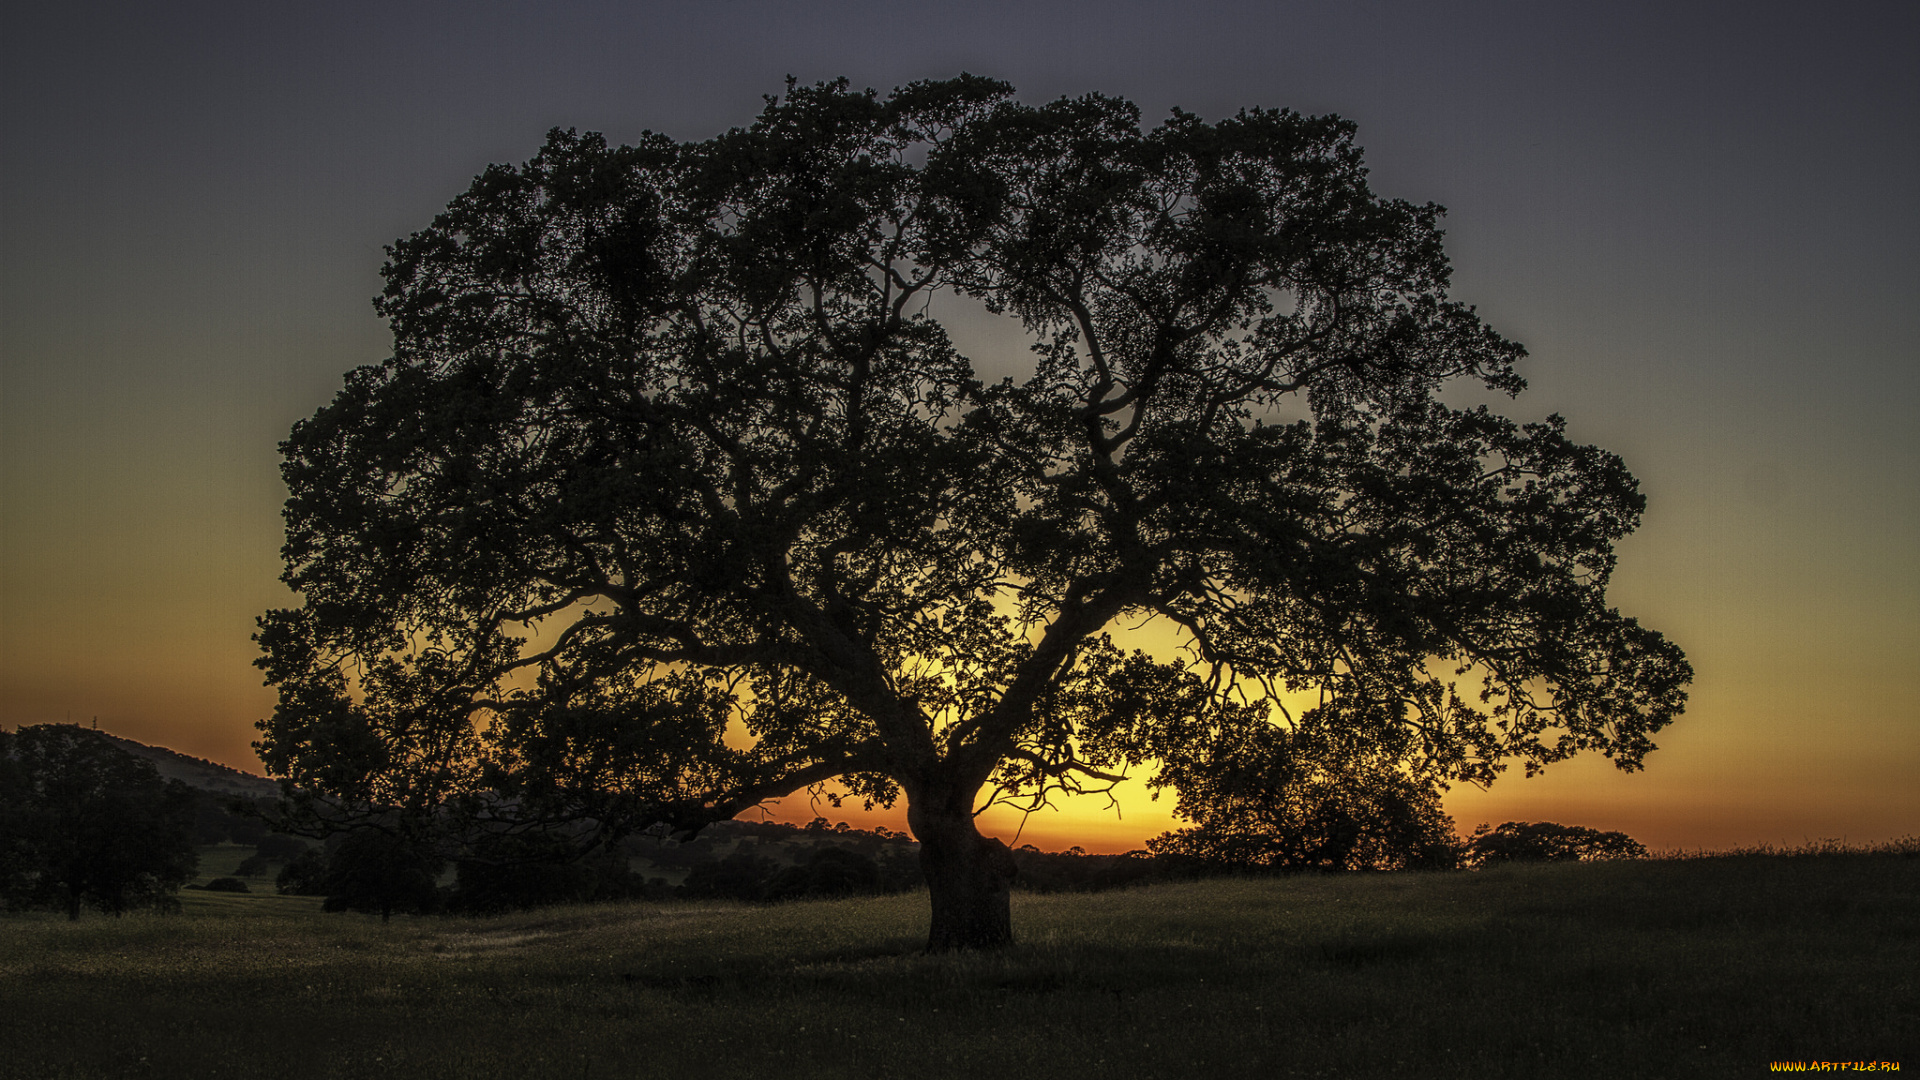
911,806 -> 1016,951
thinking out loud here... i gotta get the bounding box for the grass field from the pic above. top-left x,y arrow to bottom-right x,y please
3,853 -> 1914,1079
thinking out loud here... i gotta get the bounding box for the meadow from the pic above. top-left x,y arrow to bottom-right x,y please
2,852 -> 1913,1079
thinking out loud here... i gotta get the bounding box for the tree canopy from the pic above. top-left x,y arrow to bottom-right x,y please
0,724 -> 199,919
257,76 -> 1689,948
1466,820 -> 1649,864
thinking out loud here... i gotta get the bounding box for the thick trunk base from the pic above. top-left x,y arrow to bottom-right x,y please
915,813 -> 1017,951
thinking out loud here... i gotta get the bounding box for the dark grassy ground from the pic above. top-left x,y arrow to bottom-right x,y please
3,853 -> 1914,1079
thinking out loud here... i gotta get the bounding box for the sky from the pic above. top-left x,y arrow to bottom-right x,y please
2,0 -> 1914,853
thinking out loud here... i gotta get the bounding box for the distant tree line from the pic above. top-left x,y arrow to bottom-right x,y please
0,723 -> 1654,922
259,811 -> 1654,918
267,817 -> 933,918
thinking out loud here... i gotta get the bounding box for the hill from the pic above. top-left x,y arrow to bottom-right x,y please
96,732 -> 280,800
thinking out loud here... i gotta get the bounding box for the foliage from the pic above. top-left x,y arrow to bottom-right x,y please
1466,820 -> 1647,864
1141,718 -> 1464,870
256,76 -> 1689,947
446,832 -> 644,913
0,724 -> 199,919
679,842 -> 923,903
763,845 -> 891,899
235,832 -> 313,878
202,877 -> 251,893
0,732 -> 30,900
255,832 -> 313,862
318,828 -> 444,920
680,850 -> 783,901
187,793 -> 272,846
276,847 -> 329,895
1008,846 -> 1221,892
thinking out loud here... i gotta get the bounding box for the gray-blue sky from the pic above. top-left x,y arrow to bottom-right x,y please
3,0 -> 1914,848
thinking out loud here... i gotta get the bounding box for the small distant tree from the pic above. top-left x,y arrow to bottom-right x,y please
765,845 -> 884,900
0,725 -> 199,919
254,833 -> 311,862
275,848 -> 329,895
1139,717 -> 1463,871
236,832 -> 313,877
683,850 -> 780,901
446,832 -> 627,912
1467,821 -> 1647,865
319,828 -> 443,920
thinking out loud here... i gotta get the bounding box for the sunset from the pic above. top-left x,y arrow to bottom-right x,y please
2,3 -> 1915,1073
6,2 -> 1911,855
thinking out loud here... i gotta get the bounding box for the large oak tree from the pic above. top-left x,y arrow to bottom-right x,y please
256,77 -> 1690,949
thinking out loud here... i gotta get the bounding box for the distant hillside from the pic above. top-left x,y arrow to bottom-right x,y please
98,733 -> 281,801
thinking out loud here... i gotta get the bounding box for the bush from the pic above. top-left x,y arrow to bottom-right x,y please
203,877 -> 250,893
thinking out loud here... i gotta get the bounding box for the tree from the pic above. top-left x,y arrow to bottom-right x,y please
1143,719 -> 1465,871
319,828 -> 443,920
0,724 -> 199,919
256,77 -> 1690,949
275,847 -> 329,895
447,831 -> 634,912
1466,821 -> 1648,865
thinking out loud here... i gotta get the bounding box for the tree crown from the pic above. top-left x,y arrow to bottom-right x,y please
256,77 -> 1689,851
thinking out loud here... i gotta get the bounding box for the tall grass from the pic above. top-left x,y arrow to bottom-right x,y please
1651,834 -> 1920,859
3,853 -> 1913,1079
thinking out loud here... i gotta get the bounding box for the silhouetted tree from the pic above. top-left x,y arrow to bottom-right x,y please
446,831 -> 639,912
254,833 -> 311,862
0,725 -> 199,919
1466,821 -> 1647,865
275,847 -> 329,895
683,850 -> 780,901
185,791 -> 274,846
319,828 -> 443,920
1141,719 -> 1464,870
256,77 -> 1690,950
764,845 -> 885,900
234,833 -> 306,877
0,731 -> 34,901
